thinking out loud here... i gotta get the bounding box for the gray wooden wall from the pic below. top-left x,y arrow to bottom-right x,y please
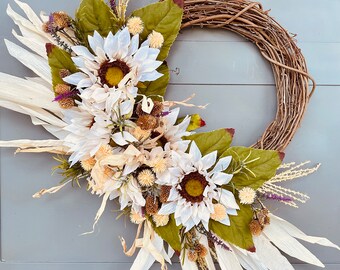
0,0 -> 339,269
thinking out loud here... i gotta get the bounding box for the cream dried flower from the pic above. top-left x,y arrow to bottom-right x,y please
137,169 -> 156,187
210,203 -> 227,221
127,17 -> 144,35
148,30 -> 164,49
239,187 -> 256,204
95,144 -> 112,160
130,209 -> 145,224
152,158 -> 168,174
153,213 -> 169,227
132,126 -> 151,141
81,157 -> 96,171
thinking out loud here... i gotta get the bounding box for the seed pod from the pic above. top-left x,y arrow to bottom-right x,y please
145,195 -> 159,215
159,185 -> 171,203
137,115 -> 158,130
249,219 -> 263,236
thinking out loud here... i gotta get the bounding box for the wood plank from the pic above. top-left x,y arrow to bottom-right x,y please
0,263 -> 339,270
167,41 -> 340,85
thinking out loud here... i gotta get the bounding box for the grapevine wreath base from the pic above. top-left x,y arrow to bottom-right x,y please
182,0 -> 316,151
0,0 -> 339,269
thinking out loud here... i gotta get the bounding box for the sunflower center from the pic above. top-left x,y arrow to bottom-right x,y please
179,172 -> 209,203
99,60 -> 130,87
185,179 -> 204,197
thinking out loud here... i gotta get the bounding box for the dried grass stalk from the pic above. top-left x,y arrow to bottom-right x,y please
181,0 -> 316,151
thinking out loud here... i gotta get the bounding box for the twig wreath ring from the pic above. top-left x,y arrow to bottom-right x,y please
182,0 -> 316,151
0,0 -> 338,269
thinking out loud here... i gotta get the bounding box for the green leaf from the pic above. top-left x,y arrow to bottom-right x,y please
184,128 -> 234,157
150,214 -> 182,252
46,44 -> 77,89
132,0 -> 183,60
138,64 -> 169,99
209,203 -> 254,250
75,0 -> 119,43
221,146 -> 283,190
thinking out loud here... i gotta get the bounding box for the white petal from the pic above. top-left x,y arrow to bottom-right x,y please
219,189 -> 239,210
158,202 -> 177,215
212,172 -> 233,185
270,214 -> 340,250
219,215 -> 231,226
215,243 -> 243,270
263,219 -> 325,267
63,72 -> 88,86
72,45 -> 95,60
201,150 -> 217,170
141,96 -> 154,114
88,31 -> 104,53
189,141 -> 202,163
254,234 -> 294,270
211,156 -> 232,173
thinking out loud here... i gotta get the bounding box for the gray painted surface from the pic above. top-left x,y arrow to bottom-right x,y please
0,0 -> 339,269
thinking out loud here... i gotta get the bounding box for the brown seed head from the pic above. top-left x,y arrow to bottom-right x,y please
187,250 -> 198,262
150,101 -> 164,116
159,185 -> 171,203
137,115 -> 158,130
145,195 -> 159,215
195,244 -> 208,257
42,22 -> 50,33
55,84 -> 71,95
59,69 -> 71,78
58,98 -> 74,109
249,219 -> 263,236
52,11 -> 71,29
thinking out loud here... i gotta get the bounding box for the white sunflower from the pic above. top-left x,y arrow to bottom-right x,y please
63,28 -> 162,92
158,141 -> 239,232
62,104 -> 115,165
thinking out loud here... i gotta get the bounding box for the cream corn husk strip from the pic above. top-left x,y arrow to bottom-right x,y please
258,161 -> 320,208
33,179 -> 72,198
121,221 -> 171,270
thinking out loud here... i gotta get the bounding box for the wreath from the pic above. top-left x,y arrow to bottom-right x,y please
0,0 -> 338,269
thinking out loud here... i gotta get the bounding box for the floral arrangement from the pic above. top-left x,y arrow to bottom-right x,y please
0,0 -> 339,269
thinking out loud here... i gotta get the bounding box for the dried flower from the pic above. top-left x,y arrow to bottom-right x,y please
55,83 -> 71,94
249,219 -> 263,236
59,69 -> 71,78
210,203 -> 227,221
81,157 -> 96,171
159,185 -> 171,203
95,144 -> 112,160
42,22 -> 50,33
130,209 -> 145,224
257,208 -> 269,226
151,157 -> 168,174
145,195 -> 159,215
187,250 -> 198,262
127,16 -> 144,35
137,114 -> 158,130
150,101 -> 164,116
58,98 -> 74,109
195,243 -> 208,257
132,126 -> 151,141
52,11 -> 71,29
148,30 -> 164,49
152,213 -> 169,227
137,169 -> 155,187
239,187 -> 256,204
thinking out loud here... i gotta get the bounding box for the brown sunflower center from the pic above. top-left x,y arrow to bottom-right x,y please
99,60 -> 130,87
179,172 -> 209,203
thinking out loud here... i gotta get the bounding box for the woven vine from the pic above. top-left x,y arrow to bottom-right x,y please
181,0 -> 316,151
